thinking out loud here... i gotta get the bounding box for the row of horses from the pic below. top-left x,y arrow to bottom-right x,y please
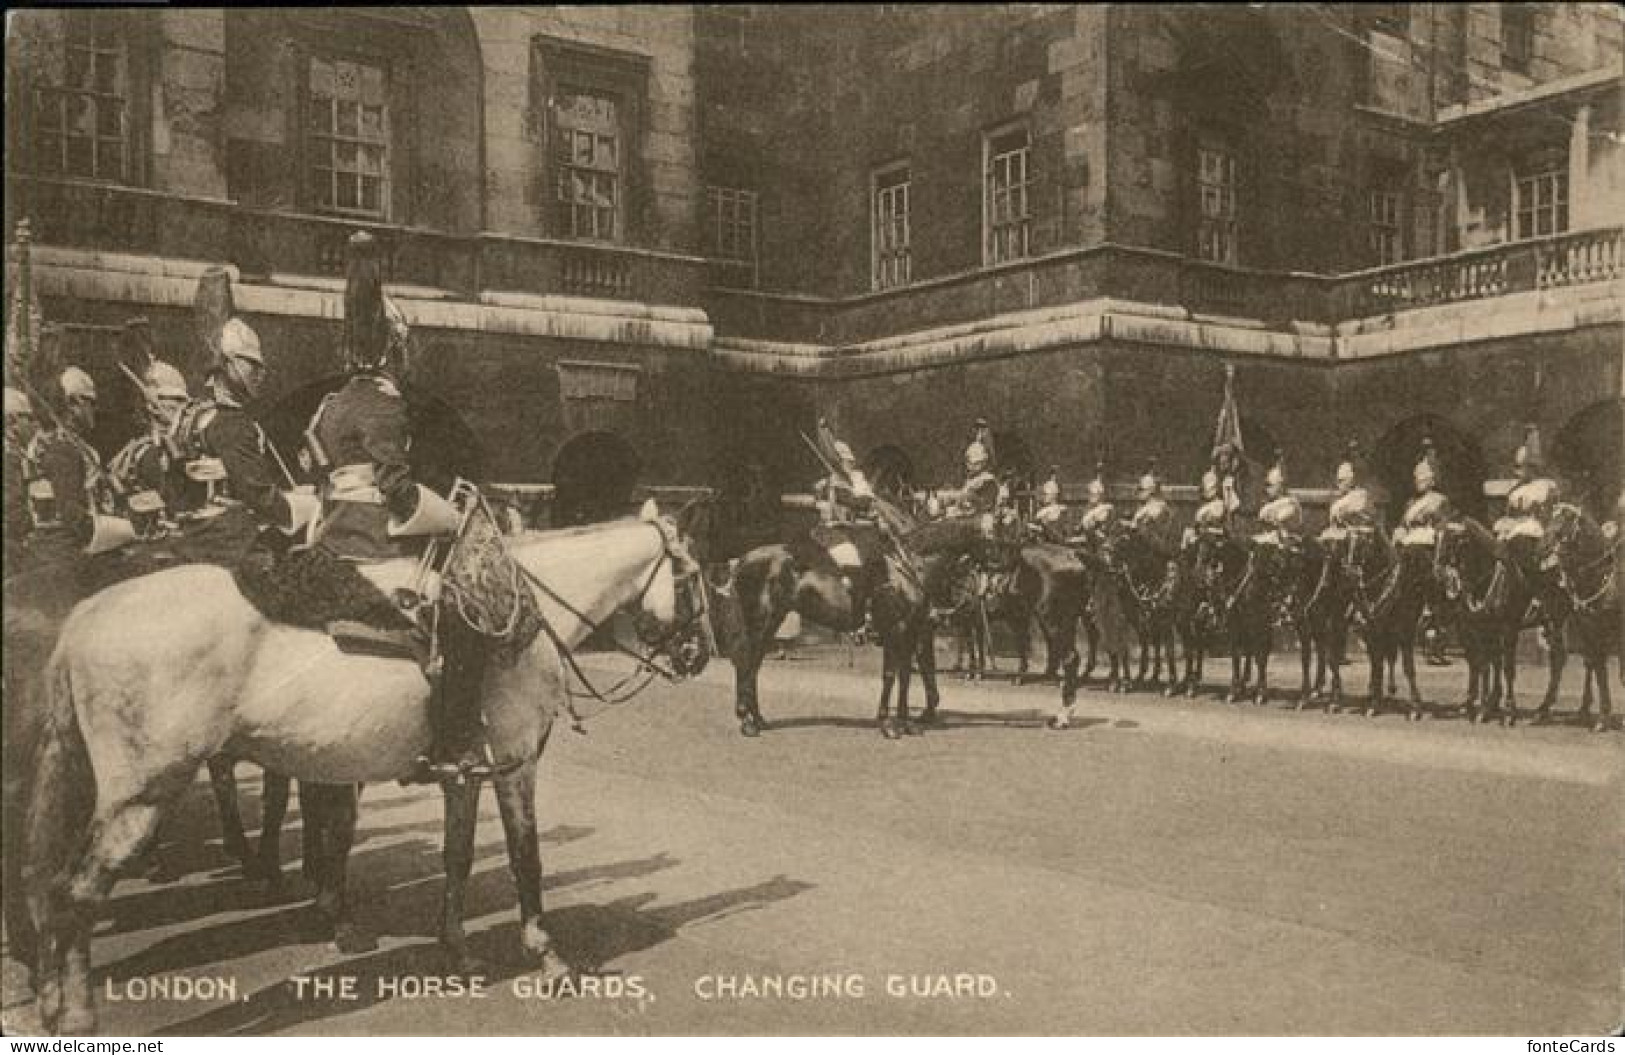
714,501 -> 1618,738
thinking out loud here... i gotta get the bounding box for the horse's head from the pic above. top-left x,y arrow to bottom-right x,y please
1546,502 -> 1598,564
629,499 -> 713,679
1430,518 -> 1486,602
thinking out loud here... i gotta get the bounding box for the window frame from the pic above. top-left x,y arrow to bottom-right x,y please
1366,183 -> 1405,267
25,11 -> 148,186
705,184 -> 760,289
982,124 -> 1032,267
303,51 -> 395,221
1195,139 -> 1239,266
871,161 -> 912,291
533,36 -> 650,245
1513,162 -> 1568,241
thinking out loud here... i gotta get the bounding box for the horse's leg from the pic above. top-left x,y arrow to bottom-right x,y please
1253,642 -> 1270,706
1500,627 -> 1520,727
1295,626 -> 1313,710
1594,654 -> 1614,733
44,762 -> 195,1035
897,627 -> 920,736
1401,632 -> 1423,711
915,620 -> 943,723
206,755 -> 251,866
249,768 -> 291,893
734,635 -> 770,737
1082,620 -> 1098,680
492,754 -> 572,979
438,777 -> 484,974
877,628 -> 902,739
301,782 -> 373,954
1537,615 -> 1566,720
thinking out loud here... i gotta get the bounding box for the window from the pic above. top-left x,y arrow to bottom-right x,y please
1368,186 -> 1404,266
872,165 -> 912,290
706,185 -> 758,287
984,127 -> 1031,265
32,13 -> 129,182
553,88 -> 623,241
1502,4 -> 1534,73
1515,165 -> 1568,239
1196,144 -> 1238,265
308,56 -> 391,219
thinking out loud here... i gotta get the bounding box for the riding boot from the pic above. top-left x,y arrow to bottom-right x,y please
409,618 -> 493,784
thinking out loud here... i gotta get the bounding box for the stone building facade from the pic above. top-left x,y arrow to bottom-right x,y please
5,5 -> 1623,545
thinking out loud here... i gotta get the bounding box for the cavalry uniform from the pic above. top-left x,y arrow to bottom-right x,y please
170,394 -> 297,565
1075,474 -> 1116,539
1322,482 -> 1377,541
108,358 -> 191,541
1130,473 -> 1180,561
1494,427 -> 1559,573
1032,472 -> 1066,542
1253,460 -> 1304,550
307,372 -> 421,561
4,388 -> 37,577
1394,444 -> 1452,551
1193,467 -> 1241,538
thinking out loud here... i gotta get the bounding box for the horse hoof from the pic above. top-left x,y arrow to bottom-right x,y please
903,721 -> 923,736
1163,686 -> 1178,699
740,720 -> 760,738
1012,675 -> 1025,687
1048,716 -> 1070,730
1363,707 -> 1377,719
880,723 -> 901,740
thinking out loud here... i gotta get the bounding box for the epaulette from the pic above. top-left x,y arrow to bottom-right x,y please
370,376 -> 402,399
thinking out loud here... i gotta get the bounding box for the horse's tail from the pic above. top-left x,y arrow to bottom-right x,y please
23,651 -> 98,925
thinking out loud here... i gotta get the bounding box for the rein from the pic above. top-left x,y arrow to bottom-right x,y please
1551,522 -> 1618,614
512,523 -> 712,727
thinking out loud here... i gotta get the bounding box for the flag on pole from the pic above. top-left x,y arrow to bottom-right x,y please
1211,364 -> 1244,461
4,219 -> 43,388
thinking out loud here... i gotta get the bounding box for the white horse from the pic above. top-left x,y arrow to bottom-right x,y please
24,501 -> 710,1035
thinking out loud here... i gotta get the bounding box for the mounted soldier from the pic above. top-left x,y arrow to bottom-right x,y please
296,231 -> 483,782
1394,439 -> 1453,553
3,386 -> 39,577
1031,466 -> 1066,542
166,269 -> 315,566
1194,441 -> 1243,541
955,433 -> 1002,519
1494,424 -> 1560,575
1253,450 -> 1304,554
1074,465 -> 1116,539
108,322 -> 191,540
1130,463 -> 1180,561
810,418 -> 885,593
24,366 -> 137,581
1321,442 -> 1378,543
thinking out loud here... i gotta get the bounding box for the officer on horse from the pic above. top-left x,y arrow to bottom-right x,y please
107,321 -> 191,541
1395,438 -> 1452,553
1253,450 -> 1305,554
1194,442 -> 1243,540
1495,425 -> 1560,574
1130,463 -> 1179,561
298,231 -> 482,782
3,386 -> 39,577
1031,466 -> 1066,542
24,366 -> 136,579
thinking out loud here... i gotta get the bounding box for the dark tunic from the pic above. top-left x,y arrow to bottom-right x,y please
308,374 -> 419,561
170,401 -> 292,566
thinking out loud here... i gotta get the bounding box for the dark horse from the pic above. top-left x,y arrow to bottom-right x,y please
1434,517 -> 1525,725
951,540 -> 1088,690
1340,532 -> 1433,719
1537,504 -> 1617,732
721,511 -> 997,739
1108,525 -> 1193,695
1218,534 -> 1321,706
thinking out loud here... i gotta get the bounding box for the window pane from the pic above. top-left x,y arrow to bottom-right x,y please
360,104 -> 384,140
336,177 -> 357,210
93,53 -> 120,95
336,102 -> 358,138
66,46 -> 91,90
99,139 -> 122,179
360,177 -> 380,213
65,94 -> 93,135
95,100 -> 120,137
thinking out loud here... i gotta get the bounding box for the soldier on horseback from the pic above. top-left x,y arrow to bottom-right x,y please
1395,439 -> 1453,553
1130,465 -> 1179,561
1194,442 -> 1243,540
3,386 -> 39,577
956,431 -> 1001,518
1031,467 -> 1066,542
1253,450 -> 1304,554
1495,425 -> 1560,575
1321,443 -> 1377,542
24,366 -> 136,576
108,324 -> 191,540
297,232 -> 480,782
1074,466 -> 1115,538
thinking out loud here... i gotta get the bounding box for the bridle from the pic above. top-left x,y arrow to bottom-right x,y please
515,519 -> 716,725
1434,523 -> 1503,616
1547,507 -> 1617,615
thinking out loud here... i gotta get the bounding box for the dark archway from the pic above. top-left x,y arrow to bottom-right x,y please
864,444 -> 915,501
262,375 -> 486,495
1372,414 -> 1487,522
1553,399 -> 1623,518
552,431 -> 641,527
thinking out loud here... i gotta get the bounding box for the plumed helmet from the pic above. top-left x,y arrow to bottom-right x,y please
1137,461 -> 1160,497
833,439 -> 856,466
1414,438 -> 1439,489
219,318 -> 263,366
343,232 -> 404,373
965,441 -> 989,472
1336,441 -> 1359,488
1041,473 -> 1061,503
142,358 -> 189,400
1514,423 -> 1543,470
4,386 -> 32,419
1087,471 -> 1107,501
59,366 -> 96,403
1202,468 -> 1220,498
1265,449 -> 1287,490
